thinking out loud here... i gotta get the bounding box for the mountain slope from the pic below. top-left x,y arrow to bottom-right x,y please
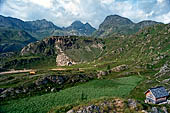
99,24 -> 170,65
0,28 -> 37,53
19,36 -> 104,66
93,15 -> 162,38
0,15 -> 62,40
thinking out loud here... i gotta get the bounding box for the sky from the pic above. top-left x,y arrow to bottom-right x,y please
0,0 -> 170,28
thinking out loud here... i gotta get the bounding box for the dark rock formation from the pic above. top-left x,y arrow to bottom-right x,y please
0,73 -> 95,100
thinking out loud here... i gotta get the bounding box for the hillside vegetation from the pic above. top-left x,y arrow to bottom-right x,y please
0,16 -> 170,113
0,27 -> 37,53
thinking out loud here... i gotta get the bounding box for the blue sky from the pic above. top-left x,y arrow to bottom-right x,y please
0,0 -> 170,28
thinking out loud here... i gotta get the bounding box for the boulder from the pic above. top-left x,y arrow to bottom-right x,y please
1,88 -> 14,94
111,64 -> 128,72
0,94 -> 7,98
48,75 -> 66,85
128,99 -> 137,109
152,107 -> 158,113
51,88 -> 55,92
76,105 -> 100,113
161,79 -> 170,83
97,71 -> 108,79
0,88 -> 5,93
35,77 -> 49,86
162,107 -> 168,113
15,89 -> 22,94
67,110 -> 74,113
159,64 -> 170,73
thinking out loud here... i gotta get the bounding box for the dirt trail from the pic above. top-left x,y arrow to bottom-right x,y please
0,69 -> 32,75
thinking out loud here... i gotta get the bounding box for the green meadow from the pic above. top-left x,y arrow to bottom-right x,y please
0,76 -> 142,113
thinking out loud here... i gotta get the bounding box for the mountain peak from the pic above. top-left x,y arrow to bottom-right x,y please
85,22 -> 91,26
93,14 -> 160,38
104,15 -> 134,25
71,20 -> 84,27
65,21 -> 96,36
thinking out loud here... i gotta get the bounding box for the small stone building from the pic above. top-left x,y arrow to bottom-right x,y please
145,86 -> 169,104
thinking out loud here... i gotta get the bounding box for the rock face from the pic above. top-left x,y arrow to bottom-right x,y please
21,36 -> 58,56
56,52 -> 76,66
21,36 -> 77,66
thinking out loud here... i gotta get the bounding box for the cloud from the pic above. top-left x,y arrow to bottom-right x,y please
27,0 -> 53,8
157,0 -> 165,3
0,0 -> 170,28
155,11 -> 170,23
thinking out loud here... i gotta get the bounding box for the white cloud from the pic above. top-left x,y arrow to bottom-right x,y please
157,0 -> 165,3
155,12 -> 170,23
27,0 -> 53,8
0,0 -> 170,28
101,0 -> 114,4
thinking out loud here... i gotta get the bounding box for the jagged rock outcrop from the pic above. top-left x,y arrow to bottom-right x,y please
111,64 -> 128,72
66,98 -> 148,113
21,36 -> 104,66
67,98 -> 169,113
155,63 -> 170,78
0,73 -> 95,100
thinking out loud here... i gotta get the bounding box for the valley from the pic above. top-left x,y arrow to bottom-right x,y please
0,14 -> 170,113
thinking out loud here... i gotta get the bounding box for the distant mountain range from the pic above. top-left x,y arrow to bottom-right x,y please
0,15 -> 96,39
93,15 -> 162,37
0,14 -> 164,53
0,15 -> 96,53
64,21 -> 96,36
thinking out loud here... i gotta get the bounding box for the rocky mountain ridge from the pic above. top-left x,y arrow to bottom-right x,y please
64,21 -> 96,36
93,15 -> 162,37
20,36 -> 104,66
0,15 -> 96,40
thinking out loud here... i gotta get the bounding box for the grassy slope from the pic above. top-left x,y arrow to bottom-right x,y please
0,24 -> 169,113
0,28 -> 37,52
0,76 -> 142,113
98,24 -> 170,67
